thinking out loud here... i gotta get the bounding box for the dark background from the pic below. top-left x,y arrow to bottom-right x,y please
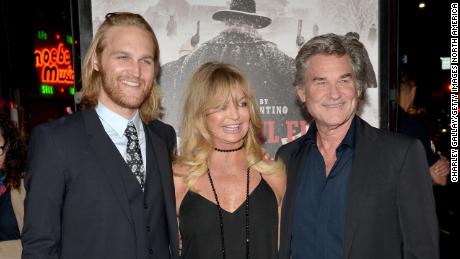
398,4 -> 456,257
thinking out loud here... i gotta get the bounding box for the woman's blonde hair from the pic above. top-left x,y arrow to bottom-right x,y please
176,62 -> 284,191
80,12 -> 161,122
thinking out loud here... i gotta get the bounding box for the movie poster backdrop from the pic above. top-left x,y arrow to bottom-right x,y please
89,0 -> 379,154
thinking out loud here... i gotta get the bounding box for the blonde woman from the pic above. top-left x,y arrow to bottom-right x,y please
174,62 -> 285,259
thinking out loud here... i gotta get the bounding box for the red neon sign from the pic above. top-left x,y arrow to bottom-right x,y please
34,43 -> 74,85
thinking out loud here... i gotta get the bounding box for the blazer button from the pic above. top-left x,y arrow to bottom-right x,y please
149,249 -> 153,254
146,226 -> 151,232
144,203 -> 148,209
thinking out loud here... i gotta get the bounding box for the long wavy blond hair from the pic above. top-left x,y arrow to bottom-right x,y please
175,62 -> 284,191
80,12 -> 161,122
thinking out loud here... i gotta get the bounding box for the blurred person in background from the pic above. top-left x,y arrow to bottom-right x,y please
0,113 -> 27,259
397,66 -> 450,185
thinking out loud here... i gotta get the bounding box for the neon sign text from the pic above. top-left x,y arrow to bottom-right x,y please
34,43 -> 74,85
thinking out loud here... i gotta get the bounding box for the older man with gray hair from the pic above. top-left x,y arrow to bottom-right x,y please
277,33 -> 439,259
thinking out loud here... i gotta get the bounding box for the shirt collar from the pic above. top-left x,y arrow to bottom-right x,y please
304,121 -> 318,144
95,103 -> 143,137
341,117 -> 356,149
305,116 -> 356,149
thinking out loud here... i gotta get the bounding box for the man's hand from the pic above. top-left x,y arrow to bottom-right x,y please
429,152 -> 450,186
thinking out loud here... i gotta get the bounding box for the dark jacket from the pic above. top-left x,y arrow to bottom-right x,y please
277,116 -> 439,259
22,109 -> 179,259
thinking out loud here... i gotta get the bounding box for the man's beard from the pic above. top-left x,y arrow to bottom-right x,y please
101,72 -> 152,110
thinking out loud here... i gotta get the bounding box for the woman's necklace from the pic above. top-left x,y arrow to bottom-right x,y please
207,167 -> 250,259
213,143 -> 244,153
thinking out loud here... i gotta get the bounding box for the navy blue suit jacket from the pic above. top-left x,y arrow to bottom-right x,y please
22,109 -> 179,259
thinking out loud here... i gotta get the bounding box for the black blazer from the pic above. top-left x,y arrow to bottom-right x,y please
22,109 -> 179,259
277,116 -> 439,259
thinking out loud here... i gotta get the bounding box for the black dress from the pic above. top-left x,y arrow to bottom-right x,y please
179,179 -> 278,259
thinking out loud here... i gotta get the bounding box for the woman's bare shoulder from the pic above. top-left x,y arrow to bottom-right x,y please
173,163 -> 189,193
259,166 -> 286,205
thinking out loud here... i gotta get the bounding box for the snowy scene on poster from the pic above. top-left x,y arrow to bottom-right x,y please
91,0 -> 379,154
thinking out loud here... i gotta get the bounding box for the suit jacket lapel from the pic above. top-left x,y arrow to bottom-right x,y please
82,109 -> 134,225
280,137 -> 310,258
144,125 -> 179,256
342,117 -> 378,258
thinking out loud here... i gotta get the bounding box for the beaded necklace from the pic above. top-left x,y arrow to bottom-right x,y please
207,167 -> 250,259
